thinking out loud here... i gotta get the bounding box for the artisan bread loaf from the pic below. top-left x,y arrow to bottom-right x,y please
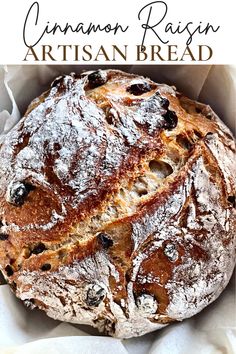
0,69 -> 235,338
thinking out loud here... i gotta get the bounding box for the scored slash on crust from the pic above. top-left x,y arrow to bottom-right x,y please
6,181 -> 34,206
164,243 -> 179,262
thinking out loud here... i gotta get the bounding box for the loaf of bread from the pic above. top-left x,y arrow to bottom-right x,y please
0,69 -> 235,338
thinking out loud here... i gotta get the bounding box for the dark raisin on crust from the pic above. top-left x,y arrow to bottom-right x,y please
97,233 -> 113,249
163,243 -> 178,262
135,294 -> 158,314
87,70 -> 107,88
105,108 -> 119,125
141,91 -> 177,130
6,182 -> 34,206
194,130 -> 203,139
86,284 -> 106,307
163,110 -> 178,130
228,195 -> 236,208
41,263 -> 51,271
105,113 -> 113,125
51,75 -> 66,88
159,96 -> 170,110
31,243 -> 46,255
146,91 -> 169,109
5,265 -> 14,277
125,271 -> 131,283
127,82 -> 153,96
0,233 -> 9,241
205,132 -> 214,138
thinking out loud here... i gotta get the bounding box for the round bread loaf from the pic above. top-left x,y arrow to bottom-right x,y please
0,69 -> 235,338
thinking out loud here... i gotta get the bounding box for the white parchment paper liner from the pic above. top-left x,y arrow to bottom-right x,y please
0,65 -> 235,354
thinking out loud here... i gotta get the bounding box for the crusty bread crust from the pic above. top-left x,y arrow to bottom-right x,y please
0,70 -> 235,338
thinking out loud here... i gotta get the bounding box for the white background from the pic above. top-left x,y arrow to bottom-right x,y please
0,0 -> 235,64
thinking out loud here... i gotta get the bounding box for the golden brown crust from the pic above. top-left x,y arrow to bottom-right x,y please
0,69 -> 235,338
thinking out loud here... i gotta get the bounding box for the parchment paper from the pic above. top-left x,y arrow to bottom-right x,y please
0,65 -> 235,354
